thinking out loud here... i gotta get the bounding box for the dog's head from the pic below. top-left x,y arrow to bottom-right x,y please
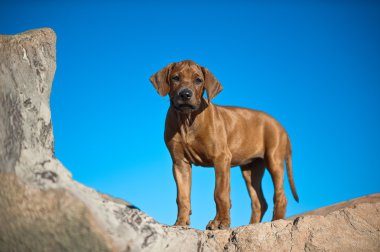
150,60 -> 223,113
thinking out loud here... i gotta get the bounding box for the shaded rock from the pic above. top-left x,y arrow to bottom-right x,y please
0,173 -> 113,251
0,28 -> 379,252
0,28 -> 164,252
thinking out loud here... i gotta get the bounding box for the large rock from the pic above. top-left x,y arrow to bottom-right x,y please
0,28 -> 163,252
0,28 -> 379,252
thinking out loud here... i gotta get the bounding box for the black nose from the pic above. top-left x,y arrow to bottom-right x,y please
179,89 -> 193,101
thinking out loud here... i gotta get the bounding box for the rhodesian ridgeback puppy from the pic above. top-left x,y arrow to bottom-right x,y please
150,60 -> 299,230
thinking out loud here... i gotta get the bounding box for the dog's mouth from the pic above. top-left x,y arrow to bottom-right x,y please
178,104 -> 195,109
172,101 -> 199,112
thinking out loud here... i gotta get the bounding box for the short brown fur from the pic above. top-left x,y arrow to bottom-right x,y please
150,60 -> 298,230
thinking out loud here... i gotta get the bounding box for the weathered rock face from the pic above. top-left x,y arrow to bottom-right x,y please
0,28 -> 163,252
0,28 -> 379,252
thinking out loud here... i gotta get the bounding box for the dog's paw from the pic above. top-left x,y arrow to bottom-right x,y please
206,219 -> 230,230
218,222 -> 230,230
174,218 -> 190,226
206,220 -> 218,230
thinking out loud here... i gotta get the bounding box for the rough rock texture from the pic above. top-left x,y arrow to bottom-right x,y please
289,193 -> 380,219
0,28 -> 163,252
0,28 -> 379,252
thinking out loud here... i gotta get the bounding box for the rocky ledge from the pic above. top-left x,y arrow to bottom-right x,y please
0,28 -> 379,252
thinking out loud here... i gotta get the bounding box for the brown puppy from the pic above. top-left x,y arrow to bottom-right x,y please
150,60 -> 299,230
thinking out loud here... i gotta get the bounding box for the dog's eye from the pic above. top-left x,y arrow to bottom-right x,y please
172,76 -> 180,81
195,78 -> 203,84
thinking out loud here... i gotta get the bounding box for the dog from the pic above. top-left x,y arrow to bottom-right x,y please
150,60 -> 299,230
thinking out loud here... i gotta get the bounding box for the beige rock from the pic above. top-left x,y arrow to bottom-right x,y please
0,28 -> 379,252
0,28 -> 164,252
0,173 -> 114,251
289,193 -> 380,218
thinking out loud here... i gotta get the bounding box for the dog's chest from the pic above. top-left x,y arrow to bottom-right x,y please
177,123 -> 214,166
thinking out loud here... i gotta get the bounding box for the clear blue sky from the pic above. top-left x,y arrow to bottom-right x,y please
2,0 -> 379,230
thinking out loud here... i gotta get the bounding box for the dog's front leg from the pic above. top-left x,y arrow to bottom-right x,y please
206,154 -> 232,230
173,160 -> 192,226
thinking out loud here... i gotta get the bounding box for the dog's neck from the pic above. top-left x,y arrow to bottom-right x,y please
174,99 -> 208,128
170,99 -> 208,147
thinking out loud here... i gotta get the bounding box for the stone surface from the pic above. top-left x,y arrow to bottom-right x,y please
0,28 -> 379,252
289,193 -> 380,219
0,28 -> 163,252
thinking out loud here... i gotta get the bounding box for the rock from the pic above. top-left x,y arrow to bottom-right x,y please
0,28 -> 163,252
0,28 -> 379,252
289,193 -> 380,219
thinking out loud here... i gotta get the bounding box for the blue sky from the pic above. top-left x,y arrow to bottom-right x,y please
2,0 -> 380,230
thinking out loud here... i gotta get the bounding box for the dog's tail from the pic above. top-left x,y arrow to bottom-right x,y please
286,136 -> 299,203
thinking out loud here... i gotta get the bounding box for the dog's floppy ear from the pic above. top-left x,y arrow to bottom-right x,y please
149,63 -> 175,96
202,67 -> 223,102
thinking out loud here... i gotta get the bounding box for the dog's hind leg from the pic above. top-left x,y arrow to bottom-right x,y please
241,158 -> 268,224
266,152 -> 288,221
